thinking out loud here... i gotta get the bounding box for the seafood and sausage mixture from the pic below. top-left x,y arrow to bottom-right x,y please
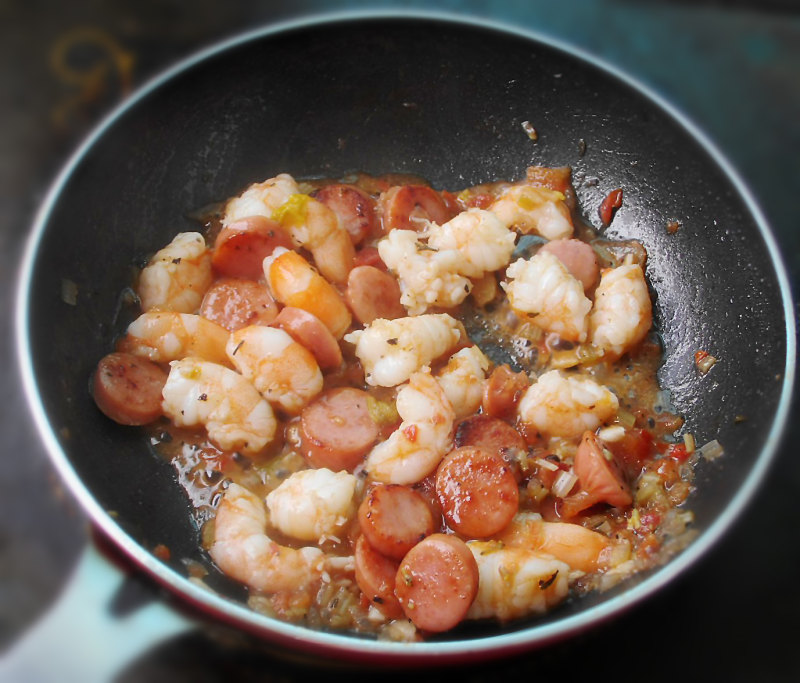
92,166 -> 708,640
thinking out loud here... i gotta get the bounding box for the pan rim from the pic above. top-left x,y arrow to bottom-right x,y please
14,8 -> 797,661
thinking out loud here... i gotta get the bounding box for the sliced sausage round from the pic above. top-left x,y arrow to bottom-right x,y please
200,278 -> 278,331
270,306 -> 343,370
573,430 -> 632,508
435,447 -> 519,538
312,184 -> 377,245
299,388 -> 379,471
354,534 -> 404,619
212,216 -> 293,280
454,414 -> 526,458
539,238 -> 600,291
378,185 -> 453,233
92,352 -> 167,425
358,484 -> 435,560
344,265 -> 405,325
482,364 -> 530,419
395,534 -> 479,632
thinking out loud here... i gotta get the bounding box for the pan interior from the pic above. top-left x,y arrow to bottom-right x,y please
19,15 -> 793,654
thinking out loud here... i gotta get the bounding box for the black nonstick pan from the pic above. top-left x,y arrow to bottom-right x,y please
13,12 -> 796,667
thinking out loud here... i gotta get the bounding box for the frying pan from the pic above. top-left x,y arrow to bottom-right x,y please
12,10 -> 796,669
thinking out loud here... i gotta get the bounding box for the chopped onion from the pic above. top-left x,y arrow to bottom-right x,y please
598,425 -> 626,443
616,409 -> 636,428
61,278 -> 78,305
683,432 -> 696,454
698,439 -> 724,461
534,457 -> 559,472
552,470 -> 578,498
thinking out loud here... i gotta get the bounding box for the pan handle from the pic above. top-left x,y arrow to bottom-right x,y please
0,541 -> 196,682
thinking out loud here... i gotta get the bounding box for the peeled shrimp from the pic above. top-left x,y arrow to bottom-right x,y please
502,251 -> 592,343
426,208 -> 516,278
517,369 -> 619,439
589,263 -> 652,359
495,512 -> 612,574
263,248 -> 352,339
137,232 -> 213,313
266,468 -> 359,543
161,358 -> 277,454
364,370 -> 455,485
436,345 -> 490,419
225,173 -> 355,284
118,312 -> 231,367
344,313 -> 463,387
488,185 -> 573,240
210,482 -> 324,593
466,541 -> 570,622
223,173 -> 300,225
377,229 -> 473,315
226,325 -> 323,415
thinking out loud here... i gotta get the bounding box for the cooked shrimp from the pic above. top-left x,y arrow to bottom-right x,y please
488,185 -> 573,240
426,208 -> 516,278
436,345 -> 490,419
589,263 -> 652,359
263,247 -> 352,339
118,312 -> 231,367
517,369 -> 619,439
377,229 -> 473,315
502,251 -> 592,343
162,358 -> 277,454
137,232 -> 213,313
364,370 -> 455,485
210,482 -> 325,593
226,325 -> 323,415
344,313 -> 463,387
495,511 -> 612,573
274,194 -> 356,284
223,173 -> 300,225
266,468 -> 359,543
466,541 -> 570,622
225,173 -> 355,283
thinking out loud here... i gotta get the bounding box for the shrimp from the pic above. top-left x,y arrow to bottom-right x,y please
436,345 -> 490,419
225,174 -> 355,284
502,251 -> 592,343
426,208 -> 517,278
344,313 -> 463,387
266,468 -> 359,543
364,370 -> 455,485
263,248 -> 352,339
494,512 -> 612,573
488,185 -> 573,240
226,325 -> 323,415
466,541 -> 570,622
223,173 -> 300,225
377,229 -> 473,315
137,232 -> 213,313
118,312 -> 231,367
274,193 -> 356,285
517,369 -> 619,439
161,358 -> 277,454
589,262 -> 652,359
210,482 -> 324,593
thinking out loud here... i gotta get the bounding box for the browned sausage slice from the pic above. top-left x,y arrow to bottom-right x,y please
482,364 -> 529,419
539,238 -> 600,291
92,352 -> 167,425
358,484 -> 435,560
378,185 -> 453,233
354,534 -> 403,619
344,265 -> 406,325
200,278 -> 278,330
454,414 -> 526,458
271,306 -> 343,370
299,387 -> 379,471
394,534 -> 479,632
312,184 -> 377,245
573,430 -> 632,508
212,216 -> 293,280
435,447 -> 519,538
